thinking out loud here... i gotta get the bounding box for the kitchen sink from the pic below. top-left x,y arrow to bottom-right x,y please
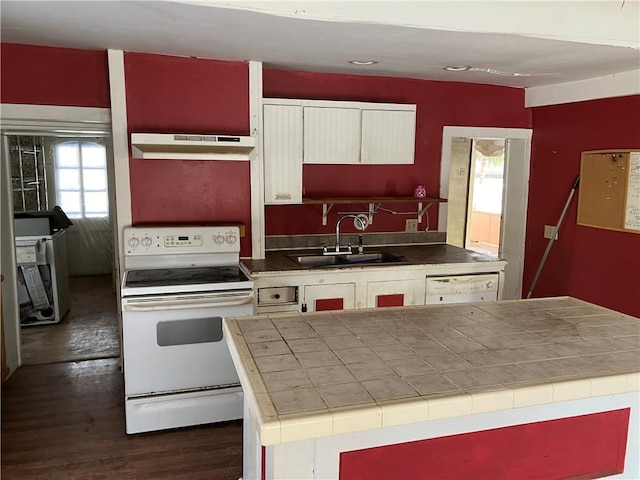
289,252 -> 407,268
292,255 -> 343,267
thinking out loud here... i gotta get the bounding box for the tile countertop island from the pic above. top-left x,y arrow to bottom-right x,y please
224,297 -> 640,480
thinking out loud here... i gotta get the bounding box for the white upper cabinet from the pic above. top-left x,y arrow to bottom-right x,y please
263,99 -> 416,166
361,109 -> 416,164
263,104 -> 303,204
303,106 -> 361,164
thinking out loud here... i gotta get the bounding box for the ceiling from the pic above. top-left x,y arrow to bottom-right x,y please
1,1 -> 639,88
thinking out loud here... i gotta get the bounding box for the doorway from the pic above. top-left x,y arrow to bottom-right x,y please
3,132 -> 119,366
466,139 -> 505,256
440,127 -> 532,300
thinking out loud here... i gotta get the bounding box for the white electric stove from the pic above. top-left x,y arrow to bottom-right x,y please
121,225 -> 254,434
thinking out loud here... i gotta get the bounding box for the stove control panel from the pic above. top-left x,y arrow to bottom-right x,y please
124,226 -> 240,256
164,234 -> 203,247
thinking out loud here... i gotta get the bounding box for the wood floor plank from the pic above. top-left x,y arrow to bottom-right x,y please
20,275 -> 120,365
2,359 -> 243,479
3,276 -> 243,479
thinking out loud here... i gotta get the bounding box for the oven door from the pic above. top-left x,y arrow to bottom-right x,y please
122,290 -> 254,397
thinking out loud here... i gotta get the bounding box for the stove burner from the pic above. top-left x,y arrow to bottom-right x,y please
125,266 -> 250,289
133,269 -> 173,280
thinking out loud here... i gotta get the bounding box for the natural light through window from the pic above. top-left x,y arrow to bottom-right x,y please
55,141 -> 108,218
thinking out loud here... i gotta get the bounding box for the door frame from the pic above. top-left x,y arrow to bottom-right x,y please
0,104 -> 112,377
439,126 -> 532,299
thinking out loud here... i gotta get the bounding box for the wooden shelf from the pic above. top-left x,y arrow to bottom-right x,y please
303,196 -> 446,204
302,196 -> 447,225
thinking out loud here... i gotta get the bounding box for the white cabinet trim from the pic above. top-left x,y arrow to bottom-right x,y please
263,98 -> 416,112
249,61 -> 266,259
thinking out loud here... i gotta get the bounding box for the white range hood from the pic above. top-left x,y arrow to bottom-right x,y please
131,133 -> 256,160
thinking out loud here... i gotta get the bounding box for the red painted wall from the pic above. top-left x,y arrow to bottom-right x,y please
0,43 -> 110,107
263,68 -> 530,236
124,53 -> 252,255
525,95 -> 640,316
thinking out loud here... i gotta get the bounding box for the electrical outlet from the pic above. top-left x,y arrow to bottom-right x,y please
405,219 -> 418,232
544,225 -> 558,240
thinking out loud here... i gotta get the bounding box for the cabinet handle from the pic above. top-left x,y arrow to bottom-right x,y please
275,193 -> 292,200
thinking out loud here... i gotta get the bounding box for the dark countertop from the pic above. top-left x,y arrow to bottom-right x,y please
242,243 -> 505,274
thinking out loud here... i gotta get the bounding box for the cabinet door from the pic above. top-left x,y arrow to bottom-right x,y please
361,109 -> 416,164
303,283 -> 355,312
263,104 -> 303,204
303,107 -> 361,164
366,280 -> 415,308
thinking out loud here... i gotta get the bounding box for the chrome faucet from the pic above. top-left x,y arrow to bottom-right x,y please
332,214 -> 367,254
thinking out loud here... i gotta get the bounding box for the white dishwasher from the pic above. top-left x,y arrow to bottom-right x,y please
425,273 -> 499,304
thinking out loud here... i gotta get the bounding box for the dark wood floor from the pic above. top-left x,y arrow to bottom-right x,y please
20,275 -> 120,365
2,276 -> 243,479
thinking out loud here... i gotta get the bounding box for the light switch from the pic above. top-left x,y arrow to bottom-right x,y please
544,225 -> 558,240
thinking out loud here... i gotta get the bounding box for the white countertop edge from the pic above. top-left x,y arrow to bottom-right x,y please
248,259 -> 508,278
223,319 -> 281,444
260,373 -> 639,446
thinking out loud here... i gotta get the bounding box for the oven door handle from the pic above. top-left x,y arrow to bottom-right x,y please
123,294 -> 254,312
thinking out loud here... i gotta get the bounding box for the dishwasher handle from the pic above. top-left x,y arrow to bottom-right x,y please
123,294 -> 254,312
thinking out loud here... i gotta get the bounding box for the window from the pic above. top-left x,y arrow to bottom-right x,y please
55,141 -> 108,218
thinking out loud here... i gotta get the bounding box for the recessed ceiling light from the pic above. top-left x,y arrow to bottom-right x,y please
443,66 -> 472,72
350,60 -> 378,66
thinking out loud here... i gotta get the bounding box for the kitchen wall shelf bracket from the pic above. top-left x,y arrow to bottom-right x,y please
418,202 -> 435,223
322,203 -> 334,225
303,196 -> 447,226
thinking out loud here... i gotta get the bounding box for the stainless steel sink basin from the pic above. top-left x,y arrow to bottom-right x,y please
289,252 -> 406,268
292,255 -> 343,267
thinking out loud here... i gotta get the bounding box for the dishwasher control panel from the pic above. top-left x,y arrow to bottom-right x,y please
425,273 -> 499,304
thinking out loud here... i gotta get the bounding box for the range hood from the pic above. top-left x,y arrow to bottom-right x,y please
131,133 -> 256,160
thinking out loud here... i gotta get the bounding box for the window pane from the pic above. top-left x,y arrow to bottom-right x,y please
82,143 -> 106,168
84,191 -> 109,215
57,168 -> 80,190
59,191 -> 81,217
55,143 -> 80,167
83,169 -> 107,191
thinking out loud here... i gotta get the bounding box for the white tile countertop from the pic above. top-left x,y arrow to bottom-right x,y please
223,297 -> 640,445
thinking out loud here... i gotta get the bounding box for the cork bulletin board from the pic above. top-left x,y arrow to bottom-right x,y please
577,149 -> 640,233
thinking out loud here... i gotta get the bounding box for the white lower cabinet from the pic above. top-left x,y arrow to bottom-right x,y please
252,263 -> 505,315
302,283 -> 355,312
366,280 -> 415,308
